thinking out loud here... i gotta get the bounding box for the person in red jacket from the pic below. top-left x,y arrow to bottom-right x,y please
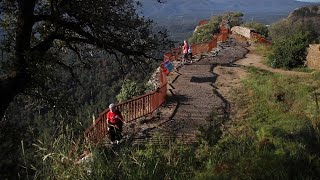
106,103 -> 124,144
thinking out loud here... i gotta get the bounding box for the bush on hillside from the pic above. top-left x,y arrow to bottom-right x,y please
268,19 -> 316,69
189,12 -> 243,44
116,79 -> 146,102
268,31 -> 308,69
269,19 -> 318,43
242,21 -> 269,38
223,12 -> 244,27
188,16 -> 221,44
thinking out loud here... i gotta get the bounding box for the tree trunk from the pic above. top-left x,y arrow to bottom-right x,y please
0,0 -> 36,119
0,75 -> 26,119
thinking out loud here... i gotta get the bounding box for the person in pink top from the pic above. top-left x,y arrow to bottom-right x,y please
182,40 -> 189,63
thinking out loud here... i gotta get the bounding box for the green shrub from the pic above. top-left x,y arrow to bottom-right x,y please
242,21 -> 269,38
268,18 -> 319,69
267,32 -> 308,69
189,17 -> 221,44
116,79 -> 145,102
189,12 -> 243,44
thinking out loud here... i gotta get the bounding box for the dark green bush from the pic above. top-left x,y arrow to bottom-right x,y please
242,21 -> 269,38
268,32 -> 308,69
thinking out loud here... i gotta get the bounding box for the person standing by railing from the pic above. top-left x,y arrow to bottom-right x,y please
182,40 -> 189,63
106,103 -> 124,144
188,46 -> 192,61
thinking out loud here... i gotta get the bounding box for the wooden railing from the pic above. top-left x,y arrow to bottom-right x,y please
84,23 -> 231,144
85,71 -> 168,143
250,32 -> 272,45
163,47 -> 182,61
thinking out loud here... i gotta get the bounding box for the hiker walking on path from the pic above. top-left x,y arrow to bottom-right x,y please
106,103 -> 124,144
188,46 -> 192,61
182,40 -> 189,63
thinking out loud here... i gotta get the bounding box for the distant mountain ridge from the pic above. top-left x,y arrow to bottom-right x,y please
138,0 -> 318,23
136,0 -> 319,41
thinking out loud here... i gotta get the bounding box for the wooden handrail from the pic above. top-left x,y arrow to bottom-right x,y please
250,32 -> 272,45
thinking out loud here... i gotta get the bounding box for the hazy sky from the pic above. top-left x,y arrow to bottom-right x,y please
296,0 -> 320,2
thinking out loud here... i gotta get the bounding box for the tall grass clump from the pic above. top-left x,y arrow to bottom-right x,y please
90,141 -> 200,179
255,44 -> 272,58
312,71 -> 320,81
33,126 -> 90,179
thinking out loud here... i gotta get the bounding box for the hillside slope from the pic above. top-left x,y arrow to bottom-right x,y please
288,5 -> 320,33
